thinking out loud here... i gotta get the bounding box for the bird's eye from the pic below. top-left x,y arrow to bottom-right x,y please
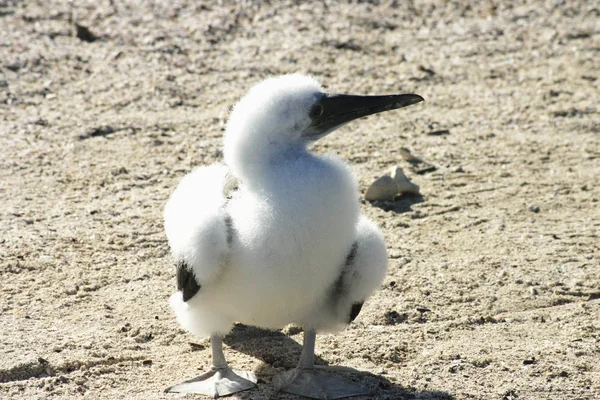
309,104 -> 324,119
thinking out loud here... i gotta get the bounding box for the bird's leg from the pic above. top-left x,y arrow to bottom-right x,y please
210,335 -> 229,369
273,329 -> 369,399
164,334 -> 256,397
297,328 -> 316,368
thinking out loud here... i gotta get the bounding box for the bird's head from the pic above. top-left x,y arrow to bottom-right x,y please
224,74 -> 423,180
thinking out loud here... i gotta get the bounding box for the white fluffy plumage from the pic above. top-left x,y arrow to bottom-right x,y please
165,74 -> 388,338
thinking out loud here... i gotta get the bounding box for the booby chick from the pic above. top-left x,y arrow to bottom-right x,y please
164,74 -> 423,398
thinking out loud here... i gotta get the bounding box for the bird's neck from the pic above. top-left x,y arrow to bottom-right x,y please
225,143 -> 309,188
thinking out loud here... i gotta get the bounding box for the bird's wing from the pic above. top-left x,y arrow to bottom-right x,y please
327,217 -> 388,324
165,164 -> 236,299
344,216 -> 388,303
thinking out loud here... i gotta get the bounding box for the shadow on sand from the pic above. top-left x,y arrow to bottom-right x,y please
367,193 -> 424,214
223,324 -> 454,400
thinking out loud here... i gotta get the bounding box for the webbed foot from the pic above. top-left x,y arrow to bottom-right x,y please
165,367 -> 256,397
274,367 -> 368,399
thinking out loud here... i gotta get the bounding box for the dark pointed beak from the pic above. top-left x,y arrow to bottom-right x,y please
304,93 -> 424,139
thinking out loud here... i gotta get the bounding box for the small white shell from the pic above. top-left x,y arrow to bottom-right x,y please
365,175 -> 398,201
390,166 -> 420,195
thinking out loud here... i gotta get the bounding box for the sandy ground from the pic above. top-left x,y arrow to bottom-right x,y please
1,1 -> 599,399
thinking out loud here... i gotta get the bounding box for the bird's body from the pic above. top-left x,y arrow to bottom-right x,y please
166,145 -> 388,335
164,74 -> 422,398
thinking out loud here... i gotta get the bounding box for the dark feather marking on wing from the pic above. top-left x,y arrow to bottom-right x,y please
176,260 -> 201,302
328,241 -> 361,323
341,243 -> 363,322
348,301 -> 364,323
332,242 -> 358,298
344,242 -> 358,267
224,214 -> 234,246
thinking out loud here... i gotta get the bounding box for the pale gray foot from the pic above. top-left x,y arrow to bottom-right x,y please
274,367 -> 368,399
165,335 -> 257,397
273,330 -> 369,399
165,367 -> 256,397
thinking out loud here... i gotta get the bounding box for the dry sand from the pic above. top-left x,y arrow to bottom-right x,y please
1,1 -> 599,399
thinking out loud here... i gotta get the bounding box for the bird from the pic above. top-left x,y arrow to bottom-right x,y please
163,74 -> 423,398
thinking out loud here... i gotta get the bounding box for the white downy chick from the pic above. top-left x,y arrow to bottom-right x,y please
163,74 -> 423,398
